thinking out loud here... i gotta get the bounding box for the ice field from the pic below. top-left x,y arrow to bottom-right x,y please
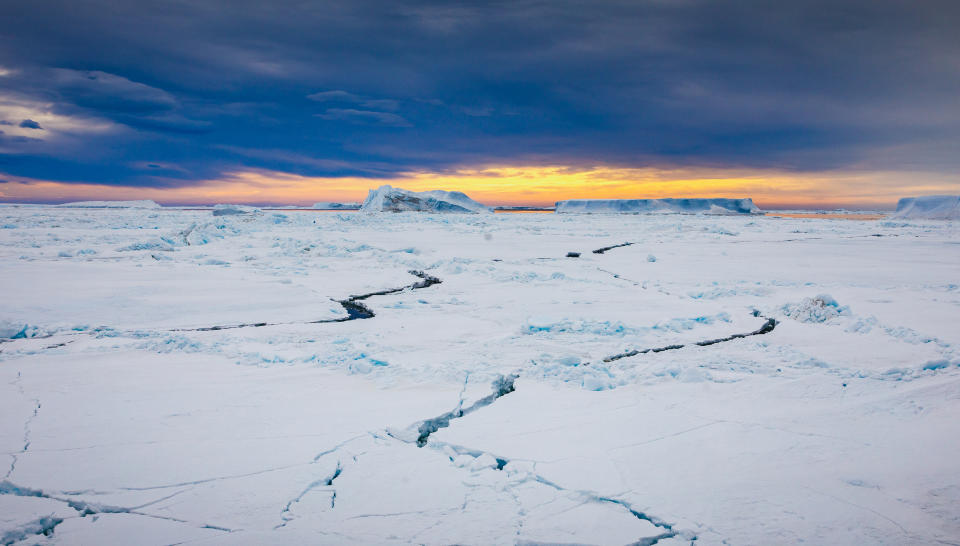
1,205 -> 958,545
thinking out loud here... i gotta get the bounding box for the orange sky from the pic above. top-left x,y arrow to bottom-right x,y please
1,166 -> 958,209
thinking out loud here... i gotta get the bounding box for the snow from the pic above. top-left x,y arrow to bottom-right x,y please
0,206 -> 958,544
360,185 -> 492,213
57,200 -> 161,209
892,195 -> 960,220
556,197 -> 760,214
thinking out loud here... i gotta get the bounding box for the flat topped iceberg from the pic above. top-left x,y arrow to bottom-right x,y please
892,195 -> 960,220
555,198 -> 759,215
360,185 -> 492,213
58,200 -> 162,209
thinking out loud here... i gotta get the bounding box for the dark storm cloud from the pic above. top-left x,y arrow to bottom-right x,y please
49,69 -> 178,114
19,119 -> 42,129
0,0 -> 958,186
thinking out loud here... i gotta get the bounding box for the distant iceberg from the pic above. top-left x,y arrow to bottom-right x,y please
360,185 -> 492,213
555,198 -> 759,215
58,200 -> 161,209
312,202 -> 361,210
212,204 -> 260,216
891,195 -> 959,220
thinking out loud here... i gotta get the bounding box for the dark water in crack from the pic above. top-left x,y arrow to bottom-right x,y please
179,270 -> 441,332
386,374 -> 518,447
592,242 -> 634,254
603,313 -> 778,362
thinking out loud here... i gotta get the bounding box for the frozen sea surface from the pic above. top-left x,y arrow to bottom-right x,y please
0,206 -> 958,545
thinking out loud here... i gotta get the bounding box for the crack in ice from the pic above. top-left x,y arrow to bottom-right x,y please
4,372 -> 40,481
0,480 -> 235,536
177,270 -> 441,332
593,241 -> 635,254
603,312 -> 778,363
388,374 -> 518,447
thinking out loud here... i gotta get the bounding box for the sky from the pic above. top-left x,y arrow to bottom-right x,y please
1,0 -> 958,208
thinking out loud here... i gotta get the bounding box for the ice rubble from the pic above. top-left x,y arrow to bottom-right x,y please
57,200 -> 161,209
555,198 -> 759,214
781,294 -> 849,323
360,185 -> 492,213
891,195 -> 960,220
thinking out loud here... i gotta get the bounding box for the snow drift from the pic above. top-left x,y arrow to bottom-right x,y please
360,185 -> 492,213
891,195 -> 960,220
58,200 -> 161,209
555,198 -> 759,215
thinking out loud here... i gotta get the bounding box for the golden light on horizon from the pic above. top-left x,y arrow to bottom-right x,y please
1,165 -> 957,209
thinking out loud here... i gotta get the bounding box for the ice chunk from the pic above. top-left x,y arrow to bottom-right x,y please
57,200 -> 161,209
782,294 -> 849,323
469,453 -> 499,471
0,320 -> 44,339
891,195 -> 960,220
555,198 -> 759,214
360,185 -> 492,213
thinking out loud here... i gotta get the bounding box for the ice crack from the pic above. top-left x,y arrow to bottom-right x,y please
175,269 -> 441,332
275,462 -> 343,529
389,374 -> 518,447
0,480 -> 235,536
593,242 -> 635,254
5,372 -> 40,480
604,312 -> 777,363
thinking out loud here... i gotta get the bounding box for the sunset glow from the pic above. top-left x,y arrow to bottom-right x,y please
2,166 -> 956,209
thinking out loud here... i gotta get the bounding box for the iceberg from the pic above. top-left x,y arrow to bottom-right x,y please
360,185 -> 492,213
58,200 -> 161,209
555,198 -> 759,214
891,195 -> 960,220
212,204 -> 260,216
312,202 -> 361,210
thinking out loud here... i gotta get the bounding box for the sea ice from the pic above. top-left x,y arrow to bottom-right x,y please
0,205 -> 957,545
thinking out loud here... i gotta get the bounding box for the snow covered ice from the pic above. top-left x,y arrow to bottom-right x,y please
0,205 -> 959,545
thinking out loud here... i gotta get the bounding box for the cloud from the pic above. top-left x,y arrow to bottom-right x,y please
116,113 -> 212,134
50,69 -> 178,114
307,90 -> 360,102
316,108 -> 411,127
0,92 -> 119,140
308,90 -> 399,111
0,0 -> 958,201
